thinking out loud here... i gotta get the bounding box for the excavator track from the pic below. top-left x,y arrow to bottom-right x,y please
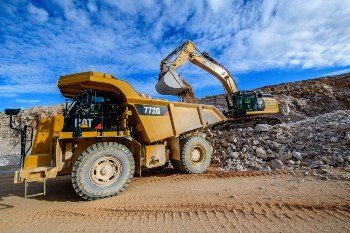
211,115 -> 283,130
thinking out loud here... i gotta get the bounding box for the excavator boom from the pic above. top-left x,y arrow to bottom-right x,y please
156,40 -> 238,97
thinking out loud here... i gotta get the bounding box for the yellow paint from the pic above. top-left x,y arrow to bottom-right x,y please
144,144 -> 167,168
245,97 -> 280,115
23,115 -> 64,170
23,154 -> 51,169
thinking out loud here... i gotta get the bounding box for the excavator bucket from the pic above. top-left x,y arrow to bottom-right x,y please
156,68 -> 189,95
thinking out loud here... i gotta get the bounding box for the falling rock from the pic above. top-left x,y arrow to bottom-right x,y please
235,164 -> 244,171
247,128 -> 254,137
335,155 -> 344,163
225,151 -> 239,160
252,139 -> 260,146
211,157 -> 221,164
292,151 -> 303,161
269,159 -> 284,170
222,141 -> 229,148
287,160 -> 295,165
279,153 -> 293,162
255,147 -> 267,160
266,153 -> 276,160
311,160 -> 324,169
345,156 -> 350,163
270,142 -> 280,152
329,136 -> 339,143
345,132 -> 350,142
255,124 -> 271,132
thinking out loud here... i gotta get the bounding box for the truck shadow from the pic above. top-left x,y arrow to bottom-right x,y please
0,175 -> 82,203
0,198 -> 14,210
0,169 -> 180,203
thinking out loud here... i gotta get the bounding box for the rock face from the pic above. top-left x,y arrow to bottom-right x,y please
200,73 -> 350,121
255,124 -> 271,132
269,159 -> 284,170
255,147 -> 267,160
209,110 -> 350,171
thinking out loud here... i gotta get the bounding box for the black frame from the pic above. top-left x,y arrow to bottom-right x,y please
5,108 -> 33,169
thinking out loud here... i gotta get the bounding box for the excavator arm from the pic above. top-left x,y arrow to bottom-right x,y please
157,40 -> 282,119
156,40 -> 238,97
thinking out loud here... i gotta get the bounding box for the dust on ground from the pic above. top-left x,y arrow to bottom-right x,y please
1,169 -> 349,232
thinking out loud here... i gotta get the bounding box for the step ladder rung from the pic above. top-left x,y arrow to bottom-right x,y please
24,179 -> 47,198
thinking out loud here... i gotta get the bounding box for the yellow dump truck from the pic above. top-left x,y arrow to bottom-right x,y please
5,71 -> 225,200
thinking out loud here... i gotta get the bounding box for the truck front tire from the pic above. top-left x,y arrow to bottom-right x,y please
71,142 -> 135,200
177,136 -> 212,174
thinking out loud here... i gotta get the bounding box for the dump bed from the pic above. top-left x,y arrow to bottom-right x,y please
58,71 -> 226,143
128,99 -> 226,143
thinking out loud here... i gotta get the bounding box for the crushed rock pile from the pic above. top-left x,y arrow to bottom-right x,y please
209,110 -> 350,177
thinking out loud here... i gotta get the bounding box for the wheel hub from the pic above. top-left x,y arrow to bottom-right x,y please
89,156 -> 122,187
100,166 -> 111,176
191,149 -> 201,162
190,146 -> 205,165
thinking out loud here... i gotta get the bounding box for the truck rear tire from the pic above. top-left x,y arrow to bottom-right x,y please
71,142 -> 135,200
178,136 -> 212,174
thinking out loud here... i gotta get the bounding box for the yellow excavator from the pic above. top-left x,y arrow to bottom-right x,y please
156,40 -> 284,124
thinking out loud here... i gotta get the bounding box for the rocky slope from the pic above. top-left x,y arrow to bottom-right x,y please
200,73 -> 350,121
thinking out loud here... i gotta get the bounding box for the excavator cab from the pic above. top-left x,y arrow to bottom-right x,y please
232,91 -> 265,116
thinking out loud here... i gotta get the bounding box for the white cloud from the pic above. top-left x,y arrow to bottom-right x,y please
221,0 -> 350,72
87,1 -> 98,12
0,94 -> 17,98
15,99 -> 40,103
323,69 -> 350,77
1,0 -> 350,101
0,84 -> 58,95
207,0 -> 231,12
27,3 -> 49,23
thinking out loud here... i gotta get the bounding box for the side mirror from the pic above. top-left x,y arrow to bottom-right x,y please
5,108 -> 21,130
5,108 -> 20,116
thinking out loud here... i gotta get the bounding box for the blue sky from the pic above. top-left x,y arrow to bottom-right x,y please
1,0 -> 349,111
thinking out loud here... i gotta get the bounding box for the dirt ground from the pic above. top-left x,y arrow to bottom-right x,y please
1,169 -> 350,233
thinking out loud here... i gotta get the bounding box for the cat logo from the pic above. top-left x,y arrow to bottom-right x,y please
75,118 -> 93,128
